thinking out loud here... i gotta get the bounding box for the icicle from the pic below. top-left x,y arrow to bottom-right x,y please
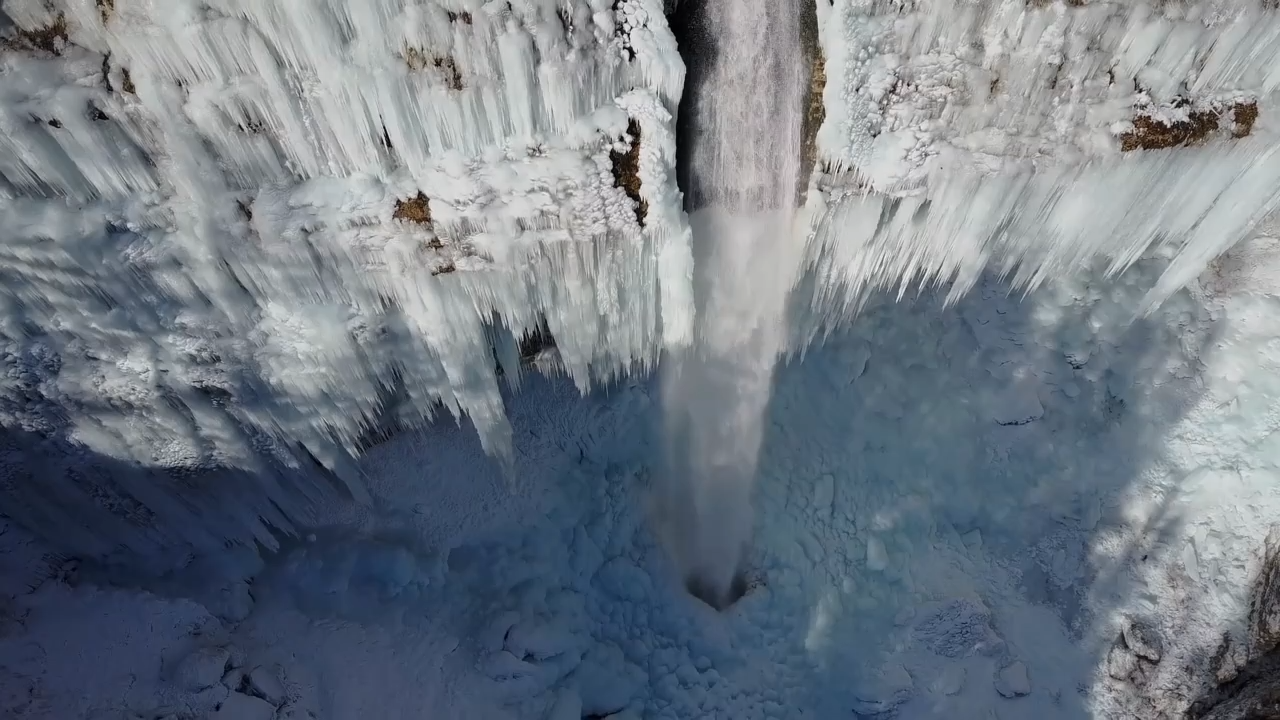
804,137 -> 1280,335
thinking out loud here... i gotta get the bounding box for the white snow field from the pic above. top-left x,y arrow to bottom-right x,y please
5,0 -> 1280,719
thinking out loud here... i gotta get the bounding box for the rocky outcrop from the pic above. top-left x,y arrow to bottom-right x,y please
1188,528 -> 1280,720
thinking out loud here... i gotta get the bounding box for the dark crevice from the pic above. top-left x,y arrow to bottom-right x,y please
797,0 -> 823,204
668,0 -> 716,212
518,318 -> 555,362
686,569 -> 750,611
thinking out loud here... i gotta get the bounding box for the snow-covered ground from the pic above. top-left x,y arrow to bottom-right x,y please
4,241 -> 1280,719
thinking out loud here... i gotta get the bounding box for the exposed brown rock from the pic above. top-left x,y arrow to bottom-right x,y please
1121,100 -> 1259,151
120,66 -> 136,94
447,10 -> 472,24
1232,102 -> 1259,139
611,119 -> 647,226
393,192 -> 432,225
401,48 -> 464,90
1121,109 -> 1220,152
3,13 -> 69,56
797,0 -> 824,203
1250,529 -> 1280,653
433,56 -> 464,91
97,0 -> 114,25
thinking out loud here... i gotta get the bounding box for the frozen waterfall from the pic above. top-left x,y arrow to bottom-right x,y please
0,0 -> 692,570
4,0 -> 1280,582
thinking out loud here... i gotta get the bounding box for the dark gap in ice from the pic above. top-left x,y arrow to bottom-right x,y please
686,570 -> 749,611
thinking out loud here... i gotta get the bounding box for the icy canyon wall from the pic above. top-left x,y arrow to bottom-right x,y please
0,0 -> 690,571
7,0 -> 1280,576
796,0 -> 1280,339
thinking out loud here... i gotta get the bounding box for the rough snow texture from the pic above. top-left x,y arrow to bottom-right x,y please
805,0 -> 1280,329
0,0 -> 690,568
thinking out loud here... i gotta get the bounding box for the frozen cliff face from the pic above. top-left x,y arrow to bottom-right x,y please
799,0 -> 1280,338
0,0 -> 691,568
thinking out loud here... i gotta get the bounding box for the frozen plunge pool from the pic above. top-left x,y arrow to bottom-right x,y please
7,248 -> 1280,720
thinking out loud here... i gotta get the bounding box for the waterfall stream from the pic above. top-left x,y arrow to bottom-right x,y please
657,0 -> 813,608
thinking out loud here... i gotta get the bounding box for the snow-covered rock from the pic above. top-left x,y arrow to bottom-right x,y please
210,692 -> 276,720
174,647 -> 231,692
995,661 -> 1032,698
1122,619 -> 1165,664
246,665 -> 286,706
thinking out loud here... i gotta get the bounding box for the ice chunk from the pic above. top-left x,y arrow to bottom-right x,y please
992,381 -> 1045,426
994,661 -> 1032,698
813,473 -> 835,515
851,663 -> 914,715
866,536 -> 889,572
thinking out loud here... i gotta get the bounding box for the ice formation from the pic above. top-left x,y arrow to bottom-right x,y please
657,0 -> 1280,608
7,245 -> 1280,719
801,0 -> 1280,332
3,0 -> 1280,593
0,0 -> 691,567
6,2 -> 1280,719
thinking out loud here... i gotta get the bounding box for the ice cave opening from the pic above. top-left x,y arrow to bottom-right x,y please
4,1 -> 1280,720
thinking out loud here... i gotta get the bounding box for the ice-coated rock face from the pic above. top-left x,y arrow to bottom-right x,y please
0,0 -> 691,568
4,0 -> 1279,584
174,646 -> 231,692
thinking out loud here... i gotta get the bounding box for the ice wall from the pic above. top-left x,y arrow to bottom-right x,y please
801,0 -> 1280,335
655,0 -> 809,608
0,0 -> 691,568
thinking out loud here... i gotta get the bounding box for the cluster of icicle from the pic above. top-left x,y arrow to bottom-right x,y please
798,0 -> 1280,345
0,0 -> 691,570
